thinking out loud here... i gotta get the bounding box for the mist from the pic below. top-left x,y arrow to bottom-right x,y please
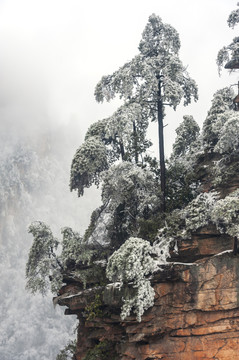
0,0 -> 238,359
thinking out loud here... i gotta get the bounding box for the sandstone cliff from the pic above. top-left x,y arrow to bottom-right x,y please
54,161 -> 239,360
56,227 -> 239,360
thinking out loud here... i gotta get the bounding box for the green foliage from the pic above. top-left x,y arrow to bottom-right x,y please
138,214 -> 165,243
56,340 -> 76,360
82,341 -> 117,360
84,294 -> 103,321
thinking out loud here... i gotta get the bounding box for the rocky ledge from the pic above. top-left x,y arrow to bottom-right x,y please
55,229 -> 239,359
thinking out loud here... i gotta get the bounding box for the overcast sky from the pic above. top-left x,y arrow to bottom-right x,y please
0,0 -> 238,155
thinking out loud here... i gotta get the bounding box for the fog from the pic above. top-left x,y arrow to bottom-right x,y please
0,0 -> 238,358
0,0 -> 237,152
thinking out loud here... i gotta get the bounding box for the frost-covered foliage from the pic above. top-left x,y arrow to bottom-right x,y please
61,227 -> 95,267
214,111 -> 239,154
95,14 -> 198,120
203,107 -> 239,186
217,3 -> 239,72
166,115 -> 201,210
0,144 -> 54,216
211,189 -> 239,236
85,118 -> 109,143
228,2 -> 239,28
94,14 -> 197,211
183,192 -> 218,232
202,88 -> 234,148
106,237 -> 170,322
70,137 -> 108,196
0,135 -> 80,360
217,37 -> 239,73
26,222 -> 97,295
172,115 -> 200,157
85,163 -> 161,248
105,103 -> 152,163
168,189 -> 239,240
101,162 -> 160,221
70,102 -> 153,197
26,222 -> 62,295
166,159 -> 200,211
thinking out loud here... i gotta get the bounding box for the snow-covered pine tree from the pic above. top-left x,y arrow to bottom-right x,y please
95,14 -> 198,210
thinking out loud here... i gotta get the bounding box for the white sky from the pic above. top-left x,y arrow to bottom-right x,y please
0,0 -> 238,156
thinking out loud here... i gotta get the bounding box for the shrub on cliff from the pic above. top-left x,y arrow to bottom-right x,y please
26,222 -> 97,295
106,236 -> 171,322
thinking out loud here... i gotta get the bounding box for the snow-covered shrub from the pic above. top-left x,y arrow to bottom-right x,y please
212,155 -> 239,187
106,236 -> 170,322
172,115 -> 200,157
202,88 -> 234,148
84,118 -> 109,142
208,111 -> 239,186
214,112 -> 239,154
70,137 -> 108,196
26,221 -> 62,295
183,192 -> 218,232
211,189 -> 239,237
179,189 -> 239,239
101,162 -> 160,219
61,227 -> 95,267
26,222 -> 100,294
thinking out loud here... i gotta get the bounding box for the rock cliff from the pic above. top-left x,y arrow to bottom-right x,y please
55,153 -> 239,360
56,230 -> 239,359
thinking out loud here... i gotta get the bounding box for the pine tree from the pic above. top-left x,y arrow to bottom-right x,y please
95,14 -> 198,210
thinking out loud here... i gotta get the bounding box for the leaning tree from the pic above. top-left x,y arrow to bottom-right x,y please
95,14 -> 198,211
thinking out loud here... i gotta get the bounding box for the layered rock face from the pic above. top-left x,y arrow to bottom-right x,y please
55,156 -> 239,359
56,225 -> 239,360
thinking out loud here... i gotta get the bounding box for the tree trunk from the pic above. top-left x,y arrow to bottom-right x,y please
120,142 -> 125,161
133,120 -> 138,164
157,76 -> 166,212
